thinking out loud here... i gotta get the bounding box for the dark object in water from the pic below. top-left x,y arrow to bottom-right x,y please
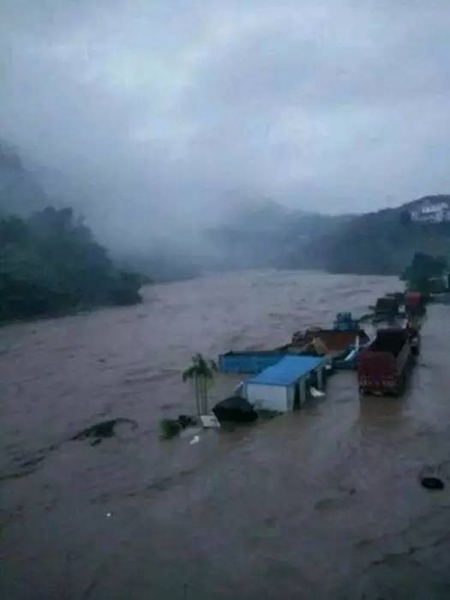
159,415 -> 197,439
257,409 -> 283,420
333,312 -> 360,331
421,476 -> 445,490
375,296 -> 400,316
72,418 -> 137,445
213,396 -> 258,423
178,414 -> 197,429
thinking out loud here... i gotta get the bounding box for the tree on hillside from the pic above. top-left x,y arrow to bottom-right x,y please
402,252 -> 448,295
402,252 -> 448,281
182,353 -> 218,415
316,201 -> 450,276
0,216 -> 30,244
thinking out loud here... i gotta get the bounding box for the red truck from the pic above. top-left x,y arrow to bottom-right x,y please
357,328 -> 413,396
405,291 -> 427,317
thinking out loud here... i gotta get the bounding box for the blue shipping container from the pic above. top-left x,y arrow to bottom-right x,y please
219,351 -> 287,374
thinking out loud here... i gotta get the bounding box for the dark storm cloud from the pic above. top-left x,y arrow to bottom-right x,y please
182,2 -> 450,208
1,0 -> 449,248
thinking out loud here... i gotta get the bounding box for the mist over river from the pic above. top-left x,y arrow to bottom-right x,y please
2,270 -> 450,599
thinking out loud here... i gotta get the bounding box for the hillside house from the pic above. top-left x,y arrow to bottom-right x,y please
410,200 -> 450,223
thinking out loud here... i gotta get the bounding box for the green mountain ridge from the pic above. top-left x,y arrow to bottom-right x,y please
3,139 -> 450,282
315,195 -> 450,275
207,194 -> 450,276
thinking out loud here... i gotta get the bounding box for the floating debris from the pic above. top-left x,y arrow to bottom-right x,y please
200,415 -> 221,429
421,476 -> 445,491
159,415 -> 198,439
257,409 -> 283,420
71,418 -> 137,446
177,415 -> 197,429
310,386 -> 326,398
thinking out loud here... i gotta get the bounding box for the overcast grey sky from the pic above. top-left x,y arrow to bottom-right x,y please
1,0 -> 449,246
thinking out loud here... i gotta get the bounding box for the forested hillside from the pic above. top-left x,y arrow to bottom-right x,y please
0,208 -> 144,322
314,198 -> 450,275
2,139 -> 450,298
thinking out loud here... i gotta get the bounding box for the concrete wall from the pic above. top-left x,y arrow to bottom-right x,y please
246,383 -> 289,412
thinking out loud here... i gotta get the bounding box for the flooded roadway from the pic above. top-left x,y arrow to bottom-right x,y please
1,270 -> 450,599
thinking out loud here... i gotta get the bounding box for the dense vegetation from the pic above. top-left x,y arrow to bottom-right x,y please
206,195 -> 450,276
0,207 -> 145,322
402,252 -> 448,282
3,139 -> 450,286
299,196 -> 450,276
402,252 -> 448,294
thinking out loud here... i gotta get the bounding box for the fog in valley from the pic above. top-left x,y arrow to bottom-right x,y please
1,0 -> 450,274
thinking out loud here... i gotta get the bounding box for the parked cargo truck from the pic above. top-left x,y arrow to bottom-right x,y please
357,328 -> 413,396
374,296 -> 400,318
405,291 -> 426,318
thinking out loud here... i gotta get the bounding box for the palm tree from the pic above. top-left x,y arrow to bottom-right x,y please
182,353 -> 218,415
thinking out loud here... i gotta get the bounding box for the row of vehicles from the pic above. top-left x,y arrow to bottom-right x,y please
357,291 -> 424,396
218,291 -> 426,401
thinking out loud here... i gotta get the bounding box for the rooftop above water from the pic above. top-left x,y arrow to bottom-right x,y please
246,355 -> 326,387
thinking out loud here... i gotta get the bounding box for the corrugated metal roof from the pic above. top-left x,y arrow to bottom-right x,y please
246,355 -> 325,387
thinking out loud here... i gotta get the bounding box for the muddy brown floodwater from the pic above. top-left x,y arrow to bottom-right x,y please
1,270 -> 450,599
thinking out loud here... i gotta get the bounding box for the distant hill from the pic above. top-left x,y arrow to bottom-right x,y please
205,194 -> 450,277
204,199 -> 352,271
3,139 -> 449,280
314,195 -> 450,275
402,194 -> 450,211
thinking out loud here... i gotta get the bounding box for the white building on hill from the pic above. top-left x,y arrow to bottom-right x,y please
410,200 -> 450,223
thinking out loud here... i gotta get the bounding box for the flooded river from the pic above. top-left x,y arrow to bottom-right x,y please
2,270 -> 450,599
